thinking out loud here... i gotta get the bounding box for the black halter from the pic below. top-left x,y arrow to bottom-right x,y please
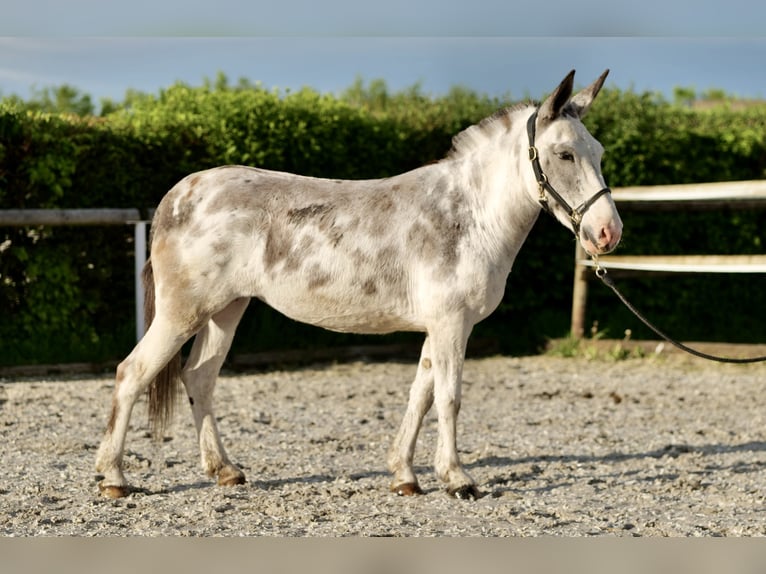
526,109 -> 612,235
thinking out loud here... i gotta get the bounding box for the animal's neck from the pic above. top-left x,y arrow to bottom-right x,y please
456,107 -> 541,268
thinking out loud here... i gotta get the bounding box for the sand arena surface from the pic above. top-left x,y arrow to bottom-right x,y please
1,353 -> 765,536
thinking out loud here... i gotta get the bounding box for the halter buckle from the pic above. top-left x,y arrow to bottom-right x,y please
536,172 -> 549,202
538,188 -> 551,214
570,210 -> 583,231
528,146 -> 538,161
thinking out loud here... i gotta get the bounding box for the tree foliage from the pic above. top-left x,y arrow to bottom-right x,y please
1,78 -> 765,365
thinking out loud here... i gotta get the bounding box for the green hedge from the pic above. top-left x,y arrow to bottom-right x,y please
581,92 -> 766,345
1,81 -> 765,366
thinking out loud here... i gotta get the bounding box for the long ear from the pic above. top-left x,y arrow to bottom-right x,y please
538,69 -> 575,122
569,69 -> 609,118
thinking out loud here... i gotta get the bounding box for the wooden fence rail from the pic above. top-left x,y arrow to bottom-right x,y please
571,180 -> 766,337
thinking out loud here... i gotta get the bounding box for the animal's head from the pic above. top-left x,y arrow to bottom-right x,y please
528,69 -> 622,255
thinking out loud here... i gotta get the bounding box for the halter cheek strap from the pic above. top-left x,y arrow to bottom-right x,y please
526,110 -> 611,235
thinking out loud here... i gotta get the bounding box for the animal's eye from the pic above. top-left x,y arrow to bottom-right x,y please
558,151 -> 575,162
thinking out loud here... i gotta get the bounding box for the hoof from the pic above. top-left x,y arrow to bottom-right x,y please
447,484 -> 481,500
99,482 -> 130,499
390,482 -> 423,496
217,465 -> 246,486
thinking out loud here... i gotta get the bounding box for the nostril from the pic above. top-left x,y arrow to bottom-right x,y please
597,223 -> 623,251
599,222 -> 623,250
599,226 -> 612,247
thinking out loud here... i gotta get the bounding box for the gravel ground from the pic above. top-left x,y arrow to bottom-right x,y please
1,352 -> 766,537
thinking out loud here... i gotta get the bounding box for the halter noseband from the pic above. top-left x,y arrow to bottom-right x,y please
526,109 -> 611,235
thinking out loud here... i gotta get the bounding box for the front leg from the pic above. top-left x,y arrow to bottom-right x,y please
429,320 -> 480,500
387,338 -> 434,495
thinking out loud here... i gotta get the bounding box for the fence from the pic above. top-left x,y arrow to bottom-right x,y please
0,209 -> 152,342
570,180 -> 766,337
4,180 -> 766,346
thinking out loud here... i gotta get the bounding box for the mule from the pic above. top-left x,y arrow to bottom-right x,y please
95,69 -> 622,500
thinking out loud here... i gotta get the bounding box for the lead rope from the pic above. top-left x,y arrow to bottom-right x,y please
591,256 -> 766,364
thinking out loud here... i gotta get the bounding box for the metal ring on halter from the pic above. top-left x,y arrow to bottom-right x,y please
591,255 -> 606,278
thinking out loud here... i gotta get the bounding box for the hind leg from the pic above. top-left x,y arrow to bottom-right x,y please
182,297 -> 249,487
95,315 -> 191,498
387,337 -> 435,495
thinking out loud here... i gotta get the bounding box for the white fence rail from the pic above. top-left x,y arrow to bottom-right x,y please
571,180 -> 766,337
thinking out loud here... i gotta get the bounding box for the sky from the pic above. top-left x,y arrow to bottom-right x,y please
1,1 -> 766,107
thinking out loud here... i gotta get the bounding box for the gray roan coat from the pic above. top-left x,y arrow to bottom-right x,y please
96,69 -> 622,500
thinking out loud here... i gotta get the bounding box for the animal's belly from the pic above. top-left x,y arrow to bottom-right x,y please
258,290 -> 422,335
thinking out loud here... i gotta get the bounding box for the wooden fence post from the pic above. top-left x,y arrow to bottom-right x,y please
570,242 -> 589,338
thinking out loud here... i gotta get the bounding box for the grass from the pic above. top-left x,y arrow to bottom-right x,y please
545,322 -> 647,361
